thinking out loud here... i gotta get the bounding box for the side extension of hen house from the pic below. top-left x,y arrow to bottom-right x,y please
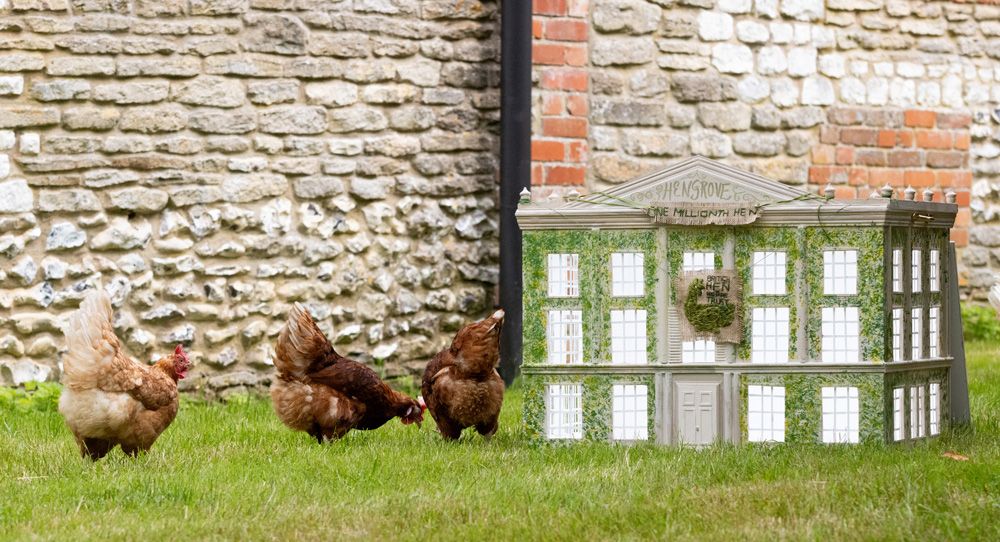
516,156 -> 969,446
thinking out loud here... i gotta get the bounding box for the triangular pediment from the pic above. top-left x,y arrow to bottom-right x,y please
571,156 -> 806,208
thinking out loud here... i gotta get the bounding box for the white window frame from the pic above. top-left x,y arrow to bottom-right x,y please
911,307 -> 923,360
547,310 -> 583,364
682,339 -> 716,363
822,386 -> 860,444
823,250 -> 858,295
893,387 -> 905,442
752,251 -> 786,295
611,252 -> 644,298
682,251 -> 715,272
547,253 -> 579,298
892,308 -> 903,362
909,385 -> 926,439
821,307 -> 860,363
892,249 -> 902,293
612,384 -> 648,441
610,309 -> 647,365
929,249 -> 940,292
545,384 -> 583,440
928,306 -> 940,358
911,249 -> 922,293
747,385 -> 785,443
751,307 -> 790,363
929,382 -> 940,436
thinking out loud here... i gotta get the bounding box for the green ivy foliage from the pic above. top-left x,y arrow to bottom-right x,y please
734,227 -> 801,360
522,373 -> 656,443
0,382 -> 62,413
961,304 -> 1000,342
522,230 -> 658,366
742,373 -> 885,444
804,227 -> 885,362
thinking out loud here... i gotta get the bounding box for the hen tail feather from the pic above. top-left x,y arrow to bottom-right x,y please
61,289 -> 122,389
275,303 -> 336,379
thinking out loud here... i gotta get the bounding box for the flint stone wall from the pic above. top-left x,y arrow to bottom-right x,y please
0,0 -> 500,397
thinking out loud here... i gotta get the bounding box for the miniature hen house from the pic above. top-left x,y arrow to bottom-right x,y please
517,157 -> 968,445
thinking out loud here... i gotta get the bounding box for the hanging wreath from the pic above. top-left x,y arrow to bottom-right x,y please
683,278 -> 736,333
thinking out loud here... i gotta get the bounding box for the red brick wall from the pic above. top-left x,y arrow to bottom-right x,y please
808,108 -> 972,246
530,0 -> 590,188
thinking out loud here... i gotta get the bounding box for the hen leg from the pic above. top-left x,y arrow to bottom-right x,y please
308,424 -> 325,445
80,438 -> 114,460
435,416 -> 463,441
120,443 -> 150,457
475,419 -> 499,439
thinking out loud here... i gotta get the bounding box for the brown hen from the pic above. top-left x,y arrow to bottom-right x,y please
58,289 -> 189,460
421,309 -> 505,440
271,303 -> 424,443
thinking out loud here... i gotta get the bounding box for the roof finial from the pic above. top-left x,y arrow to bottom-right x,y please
880,184 -> 894,198
566,189 -> 580,200
945,190 -> 957,204
923,188 -> 934,202
904,186 -> 916,201
519,187 -> 531,203
823,184 -> 835,199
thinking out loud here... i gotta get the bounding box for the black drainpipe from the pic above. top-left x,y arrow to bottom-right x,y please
498,0 -> 532,386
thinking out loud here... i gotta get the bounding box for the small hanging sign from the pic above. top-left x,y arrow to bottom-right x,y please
646,204 -> 760,225
676,270 -> 742,344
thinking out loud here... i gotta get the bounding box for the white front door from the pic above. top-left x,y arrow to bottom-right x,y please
675,381 -> 719,446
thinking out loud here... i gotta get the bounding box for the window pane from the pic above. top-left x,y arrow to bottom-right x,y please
610,309 -> 647,364
547,254 -> 579,297
612,252 -> 645,297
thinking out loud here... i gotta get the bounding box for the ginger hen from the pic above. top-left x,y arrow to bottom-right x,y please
271,303 -> 424,443
421,309 -> 505,440
58,289 -> 190,460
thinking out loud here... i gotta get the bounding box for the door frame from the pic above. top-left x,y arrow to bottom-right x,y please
670,374 -> 723,446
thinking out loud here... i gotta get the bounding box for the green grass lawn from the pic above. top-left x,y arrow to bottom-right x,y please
2,344 -> 999,541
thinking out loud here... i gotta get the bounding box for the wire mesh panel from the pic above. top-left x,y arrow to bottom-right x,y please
823,250 -> 857,295
747,385 -> 785,442
610,309 -> 647,364
612,384 -> 648,441
822,386 -> 859,443
547,253 -> 579,298
821,307 -> 860,363
751,251 -> 786,295
751,307 -> 790,363
546,310 -> 582,364
611,252 -> 644,297
545,384 -> 583,440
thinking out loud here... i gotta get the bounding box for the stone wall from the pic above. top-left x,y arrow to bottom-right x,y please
531,0 -> 1000,299
0,0 -> 500,395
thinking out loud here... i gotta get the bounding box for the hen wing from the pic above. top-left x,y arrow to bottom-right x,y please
421,351 -> 454,415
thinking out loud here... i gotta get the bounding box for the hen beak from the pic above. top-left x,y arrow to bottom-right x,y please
487,309 -> 505,331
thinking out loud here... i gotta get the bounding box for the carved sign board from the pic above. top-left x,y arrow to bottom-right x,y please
646,204 -> 760,225
675,270 -> 741,343
627,172 -> 770,206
